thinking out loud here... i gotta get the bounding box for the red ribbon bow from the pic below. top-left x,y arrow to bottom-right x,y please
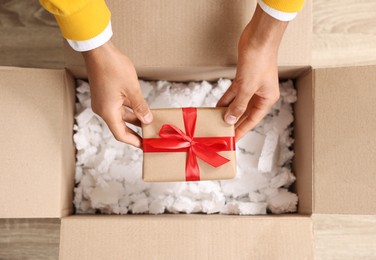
143,108 -> 235,181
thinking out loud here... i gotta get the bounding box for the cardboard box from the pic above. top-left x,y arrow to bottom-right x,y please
142,107 -> 237,182
65,0 -> 311,81
1,0 -> 376,259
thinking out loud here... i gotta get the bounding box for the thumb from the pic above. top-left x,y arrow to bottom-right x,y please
128,89 -> 153,125
224,85 -> 254,125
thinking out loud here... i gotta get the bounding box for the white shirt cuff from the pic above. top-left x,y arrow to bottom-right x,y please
66,21 -> 113,52
257,0 -> 298,21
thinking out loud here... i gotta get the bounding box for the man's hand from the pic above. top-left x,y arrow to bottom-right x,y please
217,5 -> 288,141
82,40 -> 153,148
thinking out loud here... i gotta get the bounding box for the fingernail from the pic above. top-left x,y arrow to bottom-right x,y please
143,112 -> 153,124
225,115 -> 237,125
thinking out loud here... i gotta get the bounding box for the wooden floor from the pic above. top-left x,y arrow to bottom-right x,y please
1,0 -> 376,259
0,219 -> 60,260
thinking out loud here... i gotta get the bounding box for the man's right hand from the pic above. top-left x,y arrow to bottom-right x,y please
82,40 -> 153,148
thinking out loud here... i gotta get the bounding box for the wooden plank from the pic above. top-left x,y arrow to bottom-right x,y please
313,214 -> 376,260
0,219 -> 60,260
312,0 -> 376,67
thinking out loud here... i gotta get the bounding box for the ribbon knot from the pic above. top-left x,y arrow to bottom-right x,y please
143,108 -> 235,181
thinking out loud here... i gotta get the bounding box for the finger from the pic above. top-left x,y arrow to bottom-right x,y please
216,83 -> 237,107
234,109 -> 249,128
122,97 -> 132,107
235,94 -> 277,141
124,126 -> 142,147
121,107 -> 141,127
234,98 -> 256,128
124,127 -> 142,148
105,111 -> 142,148
127,86 -> 153,125
223,86 -> 255,125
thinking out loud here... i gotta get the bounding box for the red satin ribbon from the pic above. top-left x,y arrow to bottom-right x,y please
143,108 -> 235,181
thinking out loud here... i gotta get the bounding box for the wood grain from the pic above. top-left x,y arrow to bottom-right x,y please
1,0 -> 376,259
313,214 -> 376,260
312,0 -> 376,67
0,219 -> 60,260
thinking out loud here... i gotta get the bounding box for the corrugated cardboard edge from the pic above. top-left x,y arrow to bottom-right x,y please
60,70 -> 76,217
293,67 -> 314,214
313,65 -> 376,214
69,65 -> 238,82
59,214 -> 313,260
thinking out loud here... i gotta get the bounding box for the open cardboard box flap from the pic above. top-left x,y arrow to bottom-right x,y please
0,67 -> 75,218
65,0 -> 312,80
59,215 -> 313,260
312,65 -> 376,214
294,65 -> 376,215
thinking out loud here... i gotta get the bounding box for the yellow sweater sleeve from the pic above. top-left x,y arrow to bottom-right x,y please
262,0 -> 305,13
39,0 -> 111,41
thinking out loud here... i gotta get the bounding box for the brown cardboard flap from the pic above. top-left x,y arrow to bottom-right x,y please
313,65 -> 376,214
294,69 -> 313,214
0,67 -> 76,218
65,0 -> 311,80
60,214 -> 313,260
65,64 -> 238,82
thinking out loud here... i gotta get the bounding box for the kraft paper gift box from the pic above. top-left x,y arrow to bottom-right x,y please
142,107 -> 237,182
